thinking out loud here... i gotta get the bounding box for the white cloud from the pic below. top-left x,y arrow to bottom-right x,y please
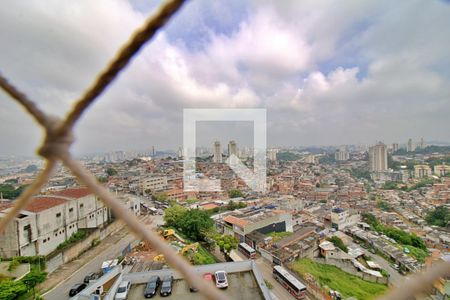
1,0 -> 450,156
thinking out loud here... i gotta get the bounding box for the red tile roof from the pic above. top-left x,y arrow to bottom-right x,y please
199,203 -> 219,210
223,215 -> 250,228
52,187 -> 92,199
0,202 -> 13,212
24,196 -> 67,212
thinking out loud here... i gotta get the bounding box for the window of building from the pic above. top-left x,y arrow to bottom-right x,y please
23,224 -> 31,242
69,207 -> 74,213
56,212 -> 61,218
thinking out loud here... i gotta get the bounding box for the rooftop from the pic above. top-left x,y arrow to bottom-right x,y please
78,261 -> 271,300
319,240 -> 336,251
24,196 -> 67,212
223,215 -> 250,228
51,187 -> 92,199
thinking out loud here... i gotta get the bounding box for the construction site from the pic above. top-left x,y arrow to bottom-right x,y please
123,228 -> 205,273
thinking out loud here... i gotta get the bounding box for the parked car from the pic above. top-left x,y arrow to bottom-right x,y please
69,283 -> 87,297
203,273 -> 214,282
214,271 -> 228,289
84,272 -> 99,284
144,275 -> 161,298
160,275 -> 174,297
115,281 -> 131,300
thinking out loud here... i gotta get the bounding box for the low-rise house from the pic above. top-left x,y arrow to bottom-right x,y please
331,207 -> 360,230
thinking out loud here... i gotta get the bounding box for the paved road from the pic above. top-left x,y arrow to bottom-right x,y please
44,215 -> 162,300
255,257 -> 311,300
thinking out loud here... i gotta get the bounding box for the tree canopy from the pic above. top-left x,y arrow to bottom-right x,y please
426,206 -> 450,227
227,189 -> 244,198
362,213 -> 427,250
0,184 -> 27,200
0,280 -> 28,300
153,192 -> 169,202
212,234 -> 239,257
164,207 -> 214,241
179,209 -> 214,241
164,205 -> 188,227
105,167 -> 118,176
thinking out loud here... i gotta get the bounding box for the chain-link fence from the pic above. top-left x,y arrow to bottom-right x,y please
0,1 -> 448,299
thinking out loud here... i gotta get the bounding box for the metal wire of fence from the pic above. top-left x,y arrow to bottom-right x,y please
0,1 -> 448,299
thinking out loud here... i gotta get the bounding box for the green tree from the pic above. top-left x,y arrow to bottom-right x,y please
105,167 -> 118,176
213,234 -> 239,258
97,176 -> 108,183
426,206 -> 450,227
277,151 -> 301,161
350,168 -> 372,181
7,258 -> 19,271
22,270 -> 47,298
382,181 -> 398,190
186,198 -> 199,205
179,209 -> 214,241
226,200 -> 246,210
327,236 -> 348,253
153,192 -> 169,202
0,184 -> 27,200
377,200 -> 392,211
164,205 -> 187,228
228,189 -> 244,198
362,212 -> 379,227
0,280 -> 28,300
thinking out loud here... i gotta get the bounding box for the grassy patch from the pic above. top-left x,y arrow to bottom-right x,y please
290,259 -> 388,300
268,231 -> 293,242
193,246 -> 217,265
393,244 -> 428,263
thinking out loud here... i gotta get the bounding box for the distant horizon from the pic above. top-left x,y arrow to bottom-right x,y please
2,139 -> 450,160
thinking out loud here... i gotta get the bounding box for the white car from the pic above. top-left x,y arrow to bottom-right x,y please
115,281 -> 131,300
214,271 -> 228,289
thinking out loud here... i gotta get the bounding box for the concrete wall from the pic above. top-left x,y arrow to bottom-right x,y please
64,220 -> 124,263
46,220 -> 124,274
36,204 -> 67,255
46,253 -> 63,274
0,220 -> 20,257
258,247 -> 274,263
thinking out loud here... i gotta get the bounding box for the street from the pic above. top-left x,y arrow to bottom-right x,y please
43,215 -> 162,300
255,257 -> 311,300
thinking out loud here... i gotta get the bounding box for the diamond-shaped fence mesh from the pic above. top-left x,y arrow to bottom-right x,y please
0,1 -> 448,299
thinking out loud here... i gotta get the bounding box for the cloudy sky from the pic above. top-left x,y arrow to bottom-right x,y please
1,0 -> 450,156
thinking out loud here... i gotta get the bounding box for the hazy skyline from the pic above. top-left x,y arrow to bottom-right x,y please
1,0 -> 450,156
